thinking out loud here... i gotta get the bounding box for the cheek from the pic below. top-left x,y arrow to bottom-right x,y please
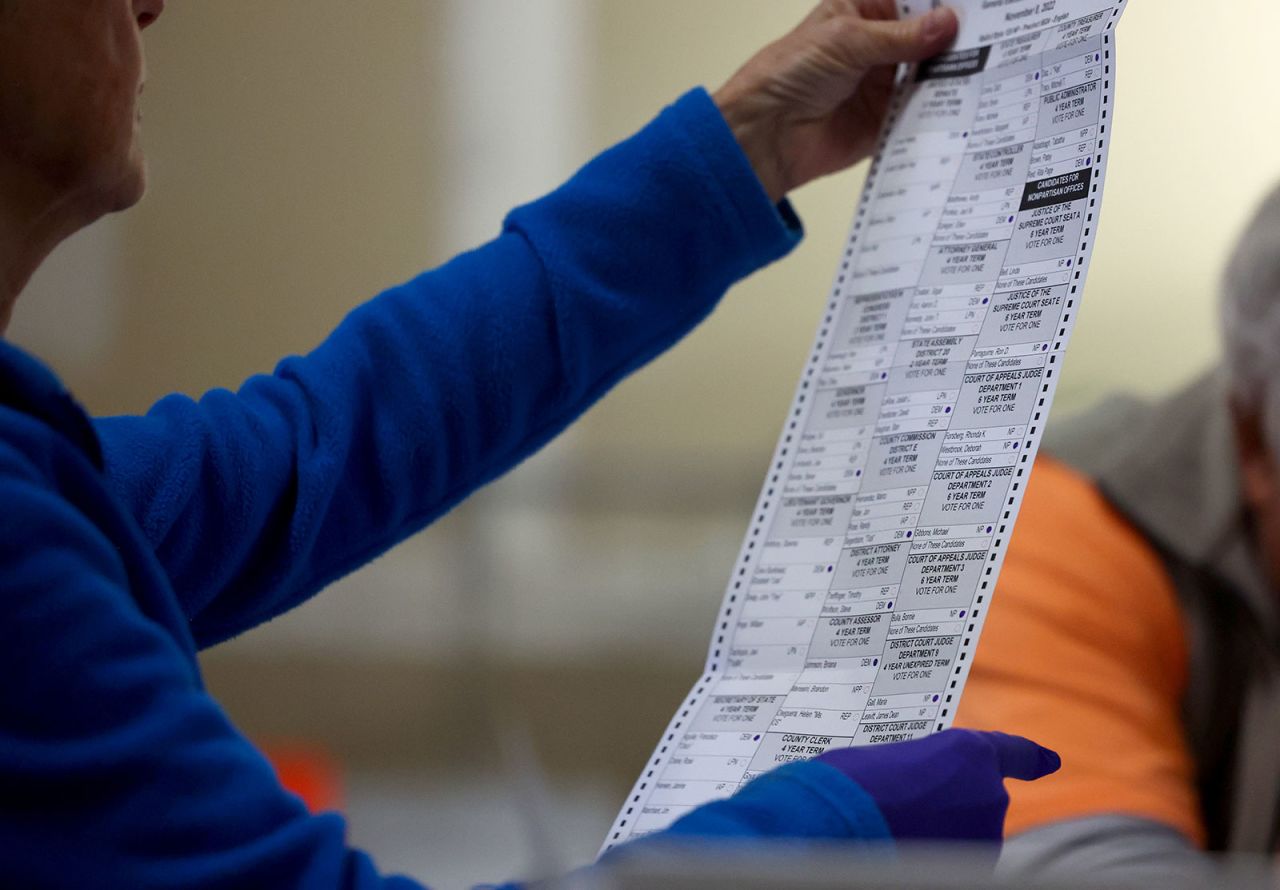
90,12 -> 145,139
50,3 -> 144,145
72,42 -> 147,190
0,51 -> 79,172
0,16 -> 142,184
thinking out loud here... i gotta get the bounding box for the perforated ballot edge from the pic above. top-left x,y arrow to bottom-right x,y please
605,0 -> 1129,852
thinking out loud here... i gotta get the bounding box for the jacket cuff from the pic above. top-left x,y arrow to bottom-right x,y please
673,87 -> 804,268
767,760 -> 894,842
650,760 -> 894,843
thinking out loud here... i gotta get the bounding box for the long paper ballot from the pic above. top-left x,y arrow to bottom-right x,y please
606,0 -> 1130,850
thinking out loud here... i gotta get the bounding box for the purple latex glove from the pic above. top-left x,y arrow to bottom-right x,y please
817,729 -> 1060,843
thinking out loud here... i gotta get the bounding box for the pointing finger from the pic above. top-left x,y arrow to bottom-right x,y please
984,731 -> 1062,781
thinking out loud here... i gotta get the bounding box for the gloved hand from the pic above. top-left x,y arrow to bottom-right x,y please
817,729 -> 1061,843
605,728 -> 1058,863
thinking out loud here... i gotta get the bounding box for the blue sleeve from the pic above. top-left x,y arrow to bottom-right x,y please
0,457 -> 880,888
92,88 -> 801,647
603,761 -> 892,863
660,762 -> 893,842
0,450 -> 424,890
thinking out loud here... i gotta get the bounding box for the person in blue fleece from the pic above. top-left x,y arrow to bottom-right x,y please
0,1 -> 1060,887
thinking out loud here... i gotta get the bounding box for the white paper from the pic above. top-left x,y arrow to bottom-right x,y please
605,0 -> 1129,850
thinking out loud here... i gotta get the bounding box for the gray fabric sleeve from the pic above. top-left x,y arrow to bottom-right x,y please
999,815 -> 1215,882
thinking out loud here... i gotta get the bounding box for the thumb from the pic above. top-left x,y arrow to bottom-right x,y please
983,731 -> 1062,781
829,7 -> 959,68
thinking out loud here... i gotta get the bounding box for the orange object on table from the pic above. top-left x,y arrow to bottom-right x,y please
259,741 -> 345,814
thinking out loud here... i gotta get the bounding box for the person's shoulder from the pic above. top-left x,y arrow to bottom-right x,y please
0,401 -> 102,494
0,407 -> 128,582
1017,455 -> 1173,599
998,455 -> 1188,690
0,406 -> 56,479
959,456 -> 1202,845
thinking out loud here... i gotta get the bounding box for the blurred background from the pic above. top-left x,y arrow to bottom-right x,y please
9,1 -> 1280,886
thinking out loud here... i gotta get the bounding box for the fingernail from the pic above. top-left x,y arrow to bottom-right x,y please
1042,747 -> 1062,774
922,8 -> 954,43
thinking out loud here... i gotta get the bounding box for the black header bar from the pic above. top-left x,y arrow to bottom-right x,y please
917,46 -> 991,81
1019,167 -> 1093,211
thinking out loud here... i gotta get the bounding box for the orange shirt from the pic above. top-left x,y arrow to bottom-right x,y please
954,456 -> 1206,847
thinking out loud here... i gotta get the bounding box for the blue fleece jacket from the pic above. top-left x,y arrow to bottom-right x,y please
0,88 -> 889,889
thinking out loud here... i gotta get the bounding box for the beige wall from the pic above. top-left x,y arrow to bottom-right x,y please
9,1 -> 1280,669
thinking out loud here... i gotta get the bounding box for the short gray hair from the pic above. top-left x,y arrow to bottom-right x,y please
1222,182 -> 1280,444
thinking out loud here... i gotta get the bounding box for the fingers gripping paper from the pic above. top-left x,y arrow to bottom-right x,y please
606,0 -> 1129,849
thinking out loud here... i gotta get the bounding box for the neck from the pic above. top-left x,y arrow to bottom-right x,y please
0,164 -> 101,336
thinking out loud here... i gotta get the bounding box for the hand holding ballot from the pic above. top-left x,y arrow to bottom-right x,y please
714,0 -> 959,201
